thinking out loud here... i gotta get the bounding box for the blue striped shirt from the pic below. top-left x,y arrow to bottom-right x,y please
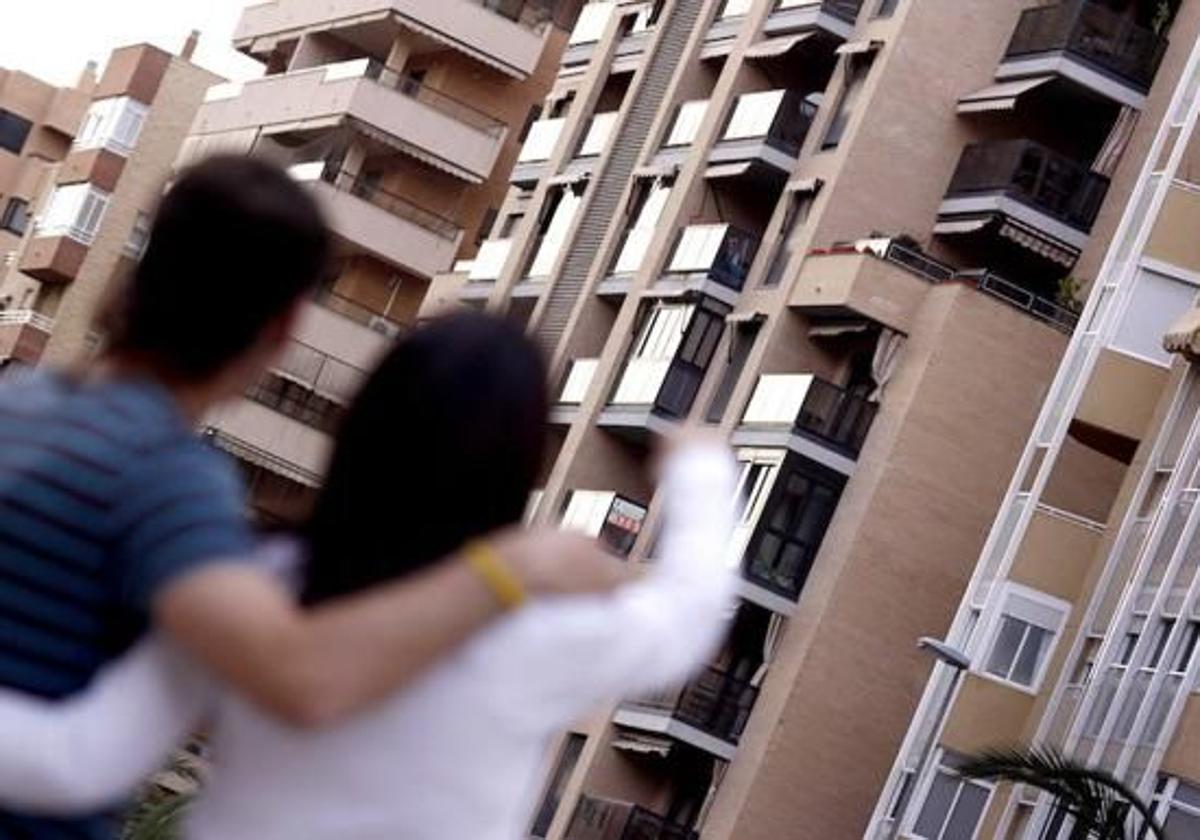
0,373 -> 255,838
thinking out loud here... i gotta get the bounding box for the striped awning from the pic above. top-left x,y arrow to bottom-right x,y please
933,216 -> 994,235
957,76 -> 1055,114
745,33 -> 815,59
349,118 -> 481,184
1164,307 -> 1200,361
997,219 -> 1078,268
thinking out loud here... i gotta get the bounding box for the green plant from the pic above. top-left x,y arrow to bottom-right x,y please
1056,276 -> 1085,315
959,746 -> 1165,840
121,752 -> 203,840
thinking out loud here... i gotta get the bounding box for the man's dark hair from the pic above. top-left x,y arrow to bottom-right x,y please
103,155 -> 331,380
302,312 -> 549,605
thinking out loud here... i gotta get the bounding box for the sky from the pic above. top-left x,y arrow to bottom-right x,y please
0,1 -> 264,88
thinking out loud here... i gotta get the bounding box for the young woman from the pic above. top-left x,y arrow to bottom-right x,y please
0,312 -> 736,840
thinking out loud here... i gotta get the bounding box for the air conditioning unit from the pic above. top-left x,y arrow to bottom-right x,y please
368,315 -> 402,339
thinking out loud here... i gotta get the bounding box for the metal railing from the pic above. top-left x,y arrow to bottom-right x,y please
202,427 -> 323,487
363,60 -> 505,137
312,286 -> 407,338
630,666 -> 759,744
945,139 -> 1110,233
318,165 -> 463,241
567,797 -> 698,840
1005,0 -> 1168,91
793,376 -> 878,457
270,337 -> 368,406
668,224 -> 761,291
882,242 -> 1081,333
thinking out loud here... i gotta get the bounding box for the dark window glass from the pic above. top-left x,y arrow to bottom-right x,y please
0,111 -> 32,155
0,198 -> 29,235
245,372 -> 346,433
821,54 -> 874,150
874,0 -> 900,17
706,319 -> 761,422
530,733 -> 586,837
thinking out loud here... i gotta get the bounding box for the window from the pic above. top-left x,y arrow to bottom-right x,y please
37,184 -> 111,244
517,104 -> 542,142
821,52 -> 875,150
722,91 -> 786,141
499,212 -> 524,238
611,303 -> 694,405
762,188 -> 815,287
1163,779 -> 1200,838
612,176 -> 673,274
743,457 -> 843,598
912,753 -> 991,840
1069,637 -> 1102,686
982,584 -> 1068,691
665,100 -> 708,147
530,734 -> 586,837
1111,266 -> 1198,367
706,318 -> 761,422
569,2 -> 615,45
655,302 -> 725,417
727,448 -> 784,565
526,183 -> 584,278
0,199 -> 29,235
1172,622 -> 1200,674
123,211 -> 151,258
475,207 -> 498,246
74,96 -> 148,156
245,372 -> 347,434
0,110 -> 32,155
561,492 -> 646,556
874,0 -> 901,17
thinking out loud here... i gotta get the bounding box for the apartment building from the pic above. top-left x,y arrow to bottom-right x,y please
184,0 -> 582,523
0,64 -> 92,292
417,1 -> 1198,838
0,38 -> 221,371
870,10 -> 1200,840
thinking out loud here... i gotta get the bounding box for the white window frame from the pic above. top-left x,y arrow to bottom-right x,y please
727,448 -> 785,567
722,90 -> 785,142
611,303 -> 694,405
36,184 -> 111,245
614,178 -> 673,274
908,750 -> 994,840
123,211 -> 151,258
527,186 -> 583,278
668,223 -> 729,273
664,100 -> 709,147
976,582 -> 1070,694
73,96 -> 148,156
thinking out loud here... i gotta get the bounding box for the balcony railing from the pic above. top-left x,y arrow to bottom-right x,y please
312,286 -> 406,339
561,490 -> 647,557
473,0 -> 578,30
630,665 -> 759,744
363,60 -> 505,137
666,223 -> 761,291
743,373 -> 877,457
316,165 -> 463,241
1004,0 -> 1168,91
945,139 -> 1110,233
567,797 -> 697,840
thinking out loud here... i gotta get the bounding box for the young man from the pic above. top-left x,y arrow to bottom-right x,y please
0,156 -> 616,838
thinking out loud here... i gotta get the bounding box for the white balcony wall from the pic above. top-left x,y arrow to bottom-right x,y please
721,0 -> 754,18
36,184 -> 110,244
570,2 -> 617,44
1109,266 -> 1198,366
559,358 -> 600,404
665,100 -> 709,147
528,188 -> 583,278
668,224 -> 729,273
743,374 -> 815,424
74,96 -> 148,156
579,112 -> 619,157
469,238 -> 514,281
613,180 -> 673,273
518,118 -> 566,163
723,90 -> 785,141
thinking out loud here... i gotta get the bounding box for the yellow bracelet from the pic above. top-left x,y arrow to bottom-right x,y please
465,540 -> 527,610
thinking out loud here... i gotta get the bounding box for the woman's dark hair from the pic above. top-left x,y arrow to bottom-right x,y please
103,155 -> 331,381
301,312 -> 549,605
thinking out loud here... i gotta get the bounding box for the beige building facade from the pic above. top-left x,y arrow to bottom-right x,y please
186,0 -> 583,523
870,5 -> 1200,840
414,1 -> 1199,838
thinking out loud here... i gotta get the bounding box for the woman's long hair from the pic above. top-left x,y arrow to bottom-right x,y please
301,312 -> 548,605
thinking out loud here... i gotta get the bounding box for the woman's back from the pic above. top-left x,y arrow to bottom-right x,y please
187,444 -> 736,840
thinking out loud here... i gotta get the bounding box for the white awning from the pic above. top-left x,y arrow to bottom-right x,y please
701,38 -> 736,60
809,320 -> 872,337
933,216 -> 994,235
349,118 -> 480,184
745,33 -> 815,59
611,734 -> 672,756
837,39 -> 883,56
548,170 -> 591,186
704,161 -> 754,180
957,76 -> 1055,114
1164,307 -> 1200,361
785,176 -> 823,194
727,311 -> 766,324
998,220 -> 1078,267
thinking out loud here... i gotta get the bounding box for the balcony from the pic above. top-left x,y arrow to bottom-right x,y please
614,666 -> 758,758
552,356 -> 599,422
734,374 -> 876,475
0,311 -> 53,365
763,0 -> 862,40
999,0 -> 1168,104
566,797 -> 697,840
510,116 -> 566,187
232,0 -> 553,79
661,223 -> 760,301
295,299 -> 392,374
560,490 -> 647,557
195,59 -> 507,183
709,89 -> 817,176
937,139 -> 1109,257
289,163 -> 463,279
561,1 -> 617,69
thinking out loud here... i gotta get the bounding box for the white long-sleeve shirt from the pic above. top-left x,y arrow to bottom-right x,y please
0,444 -> 736,840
